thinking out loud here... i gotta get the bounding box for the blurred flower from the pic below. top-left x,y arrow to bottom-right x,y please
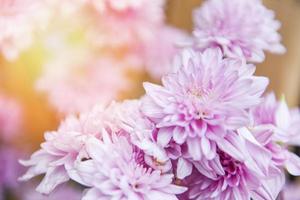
193,0 -> 285,62
86,0 -> 165,48
37,52 -> 130,114
0,0 -> 48,60
91,0 -> 164,18
142,48 -> 268,163
85,0 -> 185,79
0,94 -> 22,143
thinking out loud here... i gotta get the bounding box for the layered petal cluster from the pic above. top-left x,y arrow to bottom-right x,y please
77,134 -> 186,200
20,101 -> 186,199
0,0 -> 48,60
142,48 -> 268,162
192,0 -> 285,62
188,150 -> 269,199
249,93 -> 300,176
18,104 -> 111,194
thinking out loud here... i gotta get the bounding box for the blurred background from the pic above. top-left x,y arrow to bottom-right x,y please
0,0 -> 299,199
0,0 -> 299,149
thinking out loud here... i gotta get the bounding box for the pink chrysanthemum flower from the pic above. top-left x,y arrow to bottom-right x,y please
0,0 -> 47,60
19,101 -> 173,196
37,53 -> 130,114
188,149 -> 274,200
18,105 -> 110,194
0,94 -> 22,143
193,0 -> 285,62
176,127 -> 282,200
76,134 -> 186,200
249,93 -> 300,176
142,48 -> 268,163
118,100 -> 173,173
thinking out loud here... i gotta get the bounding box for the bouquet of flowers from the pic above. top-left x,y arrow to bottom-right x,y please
15,0 -> 300,199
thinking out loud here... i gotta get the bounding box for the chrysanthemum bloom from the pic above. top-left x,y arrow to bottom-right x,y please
37,53 -> 130,114
193,0 -> 285,63
118,100 -> 173,173
249,93 -> 300,176
18,104 -> 111,194
187,149 -> 275,200
142,48 -> 268,165
0,94 -> 22,143
0,0 -> 48,60
174,125 -> 284,200
19,101 -> 169,196
76,133 -> 186,200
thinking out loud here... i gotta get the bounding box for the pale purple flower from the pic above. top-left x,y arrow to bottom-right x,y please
19,104 -> 112,194
249,93 -> 300,176
185,141 -> 278,200
76,133 -> 186,200
189,157 -> 259,199
142,48 -> 268,163
118,100 -> 173,173
193,0 -> 285,62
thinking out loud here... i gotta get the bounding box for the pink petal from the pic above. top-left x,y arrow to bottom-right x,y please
176,158 -> 193,179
